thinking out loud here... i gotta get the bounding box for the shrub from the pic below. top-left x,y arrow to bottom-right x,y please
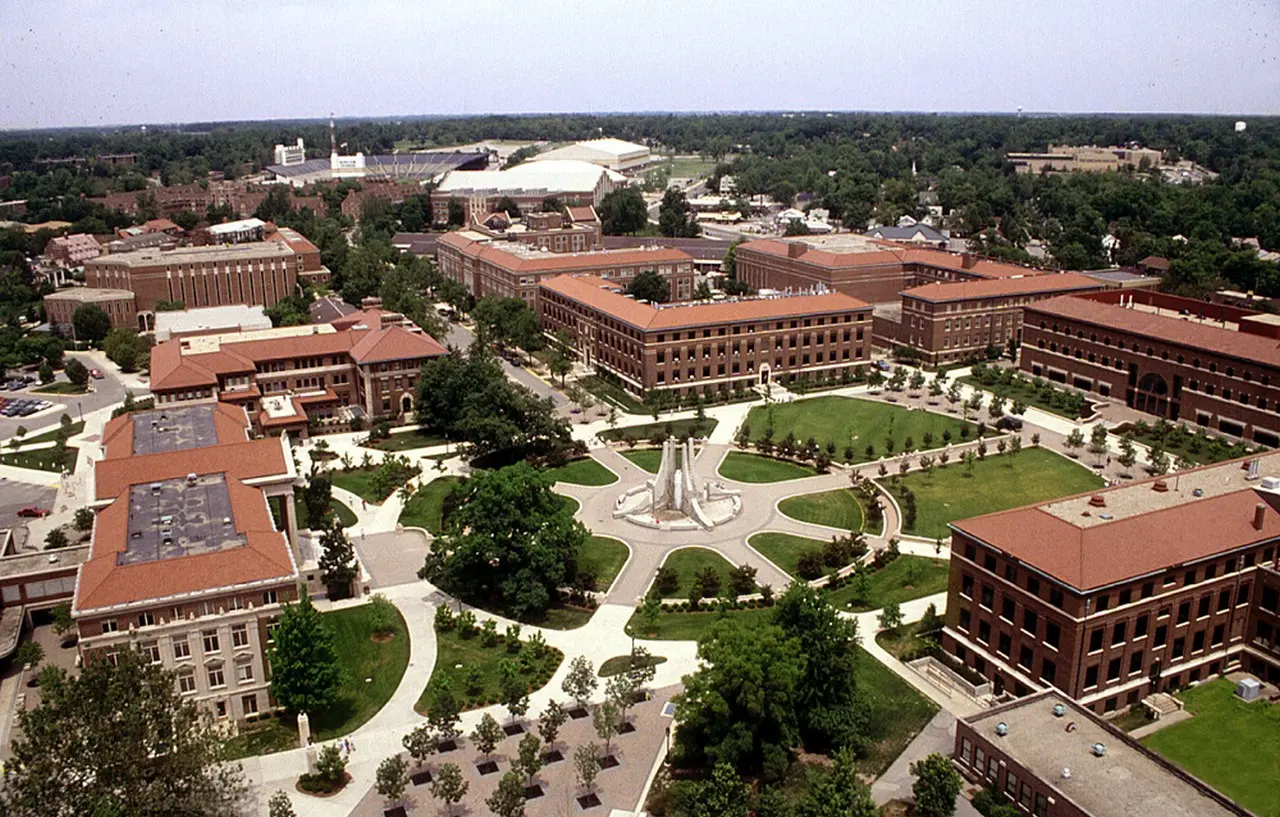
796,551 -> 824,580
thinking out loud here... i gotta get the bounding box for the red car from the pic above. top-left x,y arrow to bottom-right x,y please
89,369 -> 103,379
16,506 -> 50,518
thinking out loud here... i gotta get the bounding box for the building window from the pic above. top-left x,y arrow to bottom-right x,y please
207,666 -> 226,689
1154,625 -> 1167,647
263,590 -> 279,605
980,585 -> 994,610
138,612 -> 156,628
1040,659 -> 1057,685
960,737 -> 972,764
101,619 -> 119,634
237,663 -> 255,684
172,635 -> 191,660
141,641 -> 161,664
1089,628 -> 1103,653
1001,597 -> 1015,622
178,670 -> 196,694
1023,609 -> 1038,636
1085,665 -> 1099,689
1045,621 -> 1060,648
1112,622 -> 1127,646
202,630 -> 220,654
215,701 -> 227,719
231,624 -> 249,649
1108,657 -> 1121,681
242,694 -> 259,716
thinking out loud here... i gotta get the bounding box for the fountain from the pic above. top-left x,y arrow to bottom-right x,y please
614,437 -> 742,530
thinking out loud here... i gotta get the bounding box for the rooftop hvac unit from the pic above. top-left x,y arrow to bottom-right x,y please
1061,767 -> 1072,780
1091,742 -> 1107,757
1236,678 -> 1262,702
1053,703 -> 1067,717
1261,476 -> 1280,491
995,722 -> 1009,737
186,473 -> 197,484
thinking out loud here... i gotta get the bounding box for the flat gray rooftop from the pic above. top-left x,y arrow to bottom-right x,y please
122,474 -> 244,565
131,404 -> 220,455
967,693 -> 1239,817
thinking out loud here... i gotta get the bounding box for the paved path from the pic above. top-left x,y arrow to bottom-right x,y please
870,710 -> 982,816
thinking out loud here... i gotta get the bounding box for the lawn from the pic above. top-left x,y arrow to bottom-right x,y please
718,451 -> 817,483
662,155 -> 718,179
294,495 -> 358,530
959,375 -> 1088,419
748,532 -> 828,577
558,493 -> 580,516
328,466 -> 392,505
627,606 -> 776,641
398,476 -> 465,534
417,621 -> 564,714
601,417 -> 718,443
310,604 -> 411,740
544,457 -> 617,486
579,535 -> 629,590
0,446 -> 77,473
1142,678 -> 1280,816
778,488 -> 867,531
31,381 -> 89,395
622,448 -> 668,473
13,421 -> 84,447
745,396 -> 981,463
855,646 -> 939,775
580,375 -> 648,414
1118,424 -> 1255,466
887,447 -> 1104,539
599,652 -> 668,677
658,547 -> 739,597
362,428 -> 446,452
825,556 -> 951,612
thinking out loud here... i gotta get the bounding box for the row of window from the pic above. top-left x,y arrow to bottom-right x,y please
99,591 -> 280,634
957,738 -> 1049,817
654,349 -> 862,384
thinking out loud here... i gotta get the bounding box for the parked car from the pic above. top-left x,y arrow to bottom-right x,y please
16,507 -> 50,518
996,415 -> 1024,432
89,369 -> 103,379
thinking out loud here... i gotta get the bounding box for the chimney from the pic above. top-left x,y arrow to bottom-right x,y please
961,252 -> 977,269
1253,503 -> 1266,531
1088,494 -> 1106,508
1152,480 -> 1168,493
787,242 -> 807,259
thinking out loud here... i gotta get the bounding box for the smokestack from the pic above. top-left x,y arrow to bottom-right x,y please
962,252 -> 977,270
1253,502 -> 1266,531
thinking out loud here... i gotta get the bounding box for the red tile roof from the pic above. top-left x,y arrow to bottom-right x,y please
1028,295 -> 1280,368
99,402 -> 250,460
442,232 -> 693,273
900,272 -> 1101,303
540,274 -> 870,331
350,324 -> 447,363
739,239 -> 1052,280
94,436 -> 288,503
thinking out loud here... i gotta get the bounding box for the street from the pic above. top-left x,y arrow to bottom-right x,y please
444,321 -> 567,407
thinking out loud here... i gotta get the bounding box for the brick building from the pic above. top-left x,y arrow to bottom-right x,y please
955,692 -> 1249,817
43,233 -> 103,267
468,209 -> 602,252
942,453 -> 1280,716
735,236 -> 1053,305
873,273 -> 1103,365
148,312 -> 447,435
538,275 -> 872,397
438,230 -> 695,308
43,287 -> 138,332
76,402 -> 302,723
1020,291 -> 1280,446
84,242 -> 304,328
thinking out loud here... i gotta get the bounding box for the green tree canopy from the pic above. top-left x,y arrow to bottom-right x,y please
597,187 -> 648,235
268,593 -> 344,715
71,302 -> 111,344
626,269 -> 671,303
659,187 -> 701,237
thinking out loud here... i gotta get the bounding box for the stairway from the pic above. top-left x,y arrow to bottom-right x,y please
1142,691 -> 1182,719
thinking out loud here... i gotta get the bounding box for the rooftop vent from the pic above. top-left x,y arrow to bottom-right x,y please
1053,703 -> 1067,717
1061,767 -> 1072,780
186,473 -> 197,485
1152,480 -> 1168,493
995,722 -> 1009,737
1253,503 -> 1267,531
1088,495 -> 1106,508
1192,487 -> 1205,497
1099,513 -> 1113,521
1091,742 -> 1107,757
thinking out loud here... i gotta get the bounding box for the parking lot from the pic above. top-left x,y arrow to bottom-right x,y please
0,482 -> 58,546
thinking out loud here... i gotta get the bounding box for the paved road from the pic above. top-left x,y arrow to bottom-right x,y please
444,322 -> 566,407
0,482 -> 57,546
0,353 -> 132,441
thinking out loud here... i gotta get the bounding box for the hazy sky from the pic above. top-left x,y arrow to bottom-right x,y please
2,0 -> 1277,129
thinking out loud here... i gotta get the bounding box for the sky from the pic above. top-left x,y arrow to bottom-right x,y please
2,0 -> 1278,130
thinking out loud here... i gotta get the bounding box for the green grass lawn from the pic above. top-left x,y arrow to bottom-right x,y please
748,532 -> 828,577
662,155 -> 718,178
745,396 -> 981,463
1120,425 -> 1255,466
328,466 -> 392,505
310,604 -> 411,740
778,488 -> 866,531
602,417 -> 718,443
545,457 -> 617,486
222,715 -> 297,761
417,623 -> 564,714
31,381 -> 88,395
599,653 -> 667,677
0,446 -> 77,473
659,547 -> 739,597
888,447 -> 1104,539
580,375 -> 648,414
398,476 -> 465,534
294,496 -> 357,530
825,556 -> 951,612
621,448 -> 667,473
558,493 -> 580,516
627,606 -> 776,641
580,535 -> 629,590
959,375 -> 1087,419
362,428 -> 446,452
718,451 -> 817,483
12,420 -> 84,447
856,646 -> 939,774
1142,678 -> 1280,816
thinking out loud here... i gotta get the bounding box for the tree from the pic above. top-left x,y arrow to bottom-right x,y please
71,302 -> 111,344
318,521 -> 358,598
1117,434 -> 1138,474
879,601 -> 903,632
314,743 -> 347,786
597,187 -> 648,235
50,602 -> 74,643
494,196 -> 522,218
446,196 -> 466,227
430,763 -> 469,817
268,790 -> 297,817
3,649 -> 247,817
44,528 -> 68,550
1064,428 -> 1085,457
403,724 -> 439,765
592,698 -> 621,757
73,507 -> 93,532
15,640 -> 43,669
499,658 -> 531,722
659,187 -> 700,237
64,358 -> 88,388
562,655 -> 597,706
539,699 -> 568,746
376,754 -> 410,804
102,327 -> 146,371
574,742 -> 601,792
486,770 -> 527,817
626,269 -> 671,303
684,763 -> 751,817
421,462 -> 586,619
911,752 -> 963,817
1088,424 -> 1110,463
302,474 -> 332,528
470,712 -> 503,759
549,347 -> 572,387
426,675 -> 463,742
268,593 -> 344,715
516,732 -> 542,784
794,747 -> 878,817
38,362 -> 53,385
